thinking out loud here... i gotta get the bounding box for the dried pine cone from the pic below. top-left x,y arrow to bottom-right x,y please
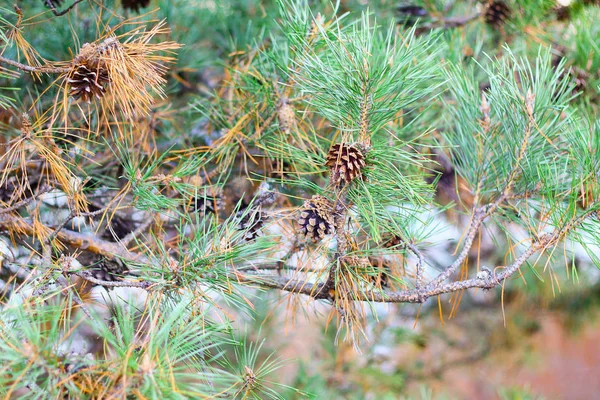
191,187 -> 224,215
0,179 -> 18,203
396,4 -> 428,25
42,0 -> 63,8
326,143 -> 366,185
238,209 -> 265,241
298,195 -> 335,241
570,67 -> 589,94
100,214 -> 138,241
122,0 -> 150,12
269,158 -> 294,180
554,6 -> 570,21
382,233 -> 405,249
90,256 -> 128,282
68,64 -> 110,102
484,0 -> 511,27
367,257 -> 394,289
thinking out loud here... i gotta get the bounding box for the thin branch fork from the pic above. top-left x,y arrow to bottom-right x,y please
427,108 -> 534,289
45,0 -> 85,16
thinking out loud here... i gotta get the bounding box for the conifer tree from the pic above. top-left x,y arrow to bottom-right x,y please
0,0 -> 598,397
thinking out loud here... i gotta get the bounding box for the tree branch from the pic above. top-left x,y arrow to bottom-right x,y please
427,99 -> 535,288
0,55 -> 71,74
73,271 -> 154,289
46,0 -> 85,17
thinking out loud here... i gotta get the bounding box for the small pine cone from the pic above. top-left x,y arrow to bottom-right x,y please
570,67 -> 589,93
298,195 -> 335,241
0,180 -> 18,203
484,1 -> 511,27
191,187 -> 224,215
382,233 -> 405,249
122,0 -> 150,12
68,64 -> 110,102
42,0 -> 63,8
269,158 -> 294,180
100,214 -> 138,242
373,266 -> 391,288
90,256 -> 128,282
238,209 -> 265,241
554,6 -> 570,21
369,258 -> 392,289
325,143 -> 366,185
277,100 -> 295,134
396,5 -> 428,25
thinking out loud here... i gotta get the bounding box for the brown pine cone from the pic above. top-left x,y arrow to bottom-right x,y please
325,143 -> 366,186
382,233 -> 405,249
190,187 -> 224,216
298,195 -> 335,241
68,64 -> 110,102
122,0 -> 150,12
90,256 -> 128,283
42,0 -> 63,8
238,208 -> 265,241
484,0 -> 511,27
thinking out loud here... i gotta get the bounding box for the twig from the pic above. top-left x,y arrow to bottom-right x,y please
416,12 -> 482,34
319,192 -> 350,297
45,0 -> 85,17
73,271 -> 154,289
439,13 -> 482,28
0,186 -> 52,215
47,206 -> 108,244
3,194 -> 596,304
0,55 -> 71,74
427,102 -> 535,288
0,213 -> 140,262
406,241 -> 425,290
57,274 -> 99,324
425,204 -> 495,289
121,214 -> 154,247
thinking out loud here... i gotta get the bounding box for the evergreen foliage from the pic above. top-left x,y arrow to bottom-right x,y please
0,0 -> 599,397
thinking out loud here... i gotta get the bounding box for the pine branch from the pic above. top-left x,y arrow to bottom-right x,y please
73,270 -> 153,289
0,55 -> 70,74
44,0 -> 85,17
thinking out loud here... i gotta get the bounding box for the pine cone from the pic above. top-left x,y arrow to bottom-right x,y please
369,258 -> 393,289
326,143 -> 366,185
238,209 -> 265,241
397,4 -> 428,25
191,187 -> 224,215
484,1 -> 511,27
42,0 -> 63,8
269,158 -> 295,180
100,214 -> 138,242
90,256 -> 128,282
298,195 -> 335,241
554,6 -> 570,21
68,64 -> 110,102
570,67 -> 589,93
122,0 -> 150,12
0,180 -> 18,203
382,233 -> 405,249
